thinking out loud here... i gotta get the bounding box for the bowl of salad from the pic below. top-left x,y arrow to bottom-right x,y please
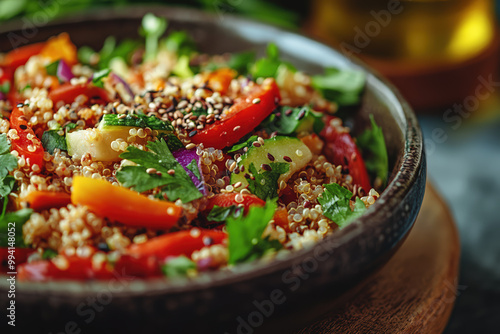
0,7 -> 425,333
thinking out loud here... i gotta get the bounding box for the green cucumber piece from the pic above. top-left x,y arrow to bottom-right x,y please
98,114 -> 173,132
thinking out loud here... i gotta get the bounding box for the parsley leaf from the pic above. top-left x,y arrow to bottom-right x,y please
247,162 -> 289,200
186,159 -> 201,180
0,208 -> 33,247
228,135 -> 258,153
318,183 -> 366,228
92,68 -> 111,88
263,106 -> 324,135
42,249 -> 58,260
161,255 -> 196,278
312,68 -> 366,106
357,115 -> 388,186
207,205 -> 243,222
251,43 -> 295,79
0,134 -> 18,218
41,130 -> 67,154
116,139 -> 202,203
0,176 -> 15,199
0,81 -> 11,94
226,200 -> 282,264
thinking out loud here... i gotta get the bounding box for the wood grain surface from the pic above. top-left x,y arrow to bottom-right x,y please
296,183 -> 460,334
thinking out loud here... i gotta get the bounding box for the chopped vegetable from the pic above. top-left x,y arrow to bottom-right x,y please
92,68 -> 111,88
161,255 -> 197,278
172,148 -> 205,194
98,113 -> 173,132
247,162 -> 289,200
57,59 -> 75,82
41,129 -> 67,154
226,200 -> 282,264
263,105 -> 324,135
206,205 -> 243,222
228,135 -> 258,153
318,183 -> 366,228
48,83 -> 111,105
357,115 -> 389,186
312,68 -> 366,106
2,42 -> 45,69
205,193 -> 265,216
39,33 -> 78,66
9,107 -> 44,169
24,191 -> 71,212
207,68 -> 236,94
116,139 -> 203,203
71,176 -> 182,229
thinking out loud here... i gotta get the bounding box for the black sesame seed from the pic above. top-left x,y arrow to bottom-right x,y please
189,130 -> 198,137
244,173 -> 251,179
19,124 -> 28,130
283,156 -> 292,162
97,242 -> 110,252
16,103 -> 24,108
203,236 -> 214,246
343,156 -> 349,166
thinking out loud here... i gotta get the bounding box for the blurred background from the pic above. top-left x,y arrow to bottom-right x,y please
1,0 -> 499,332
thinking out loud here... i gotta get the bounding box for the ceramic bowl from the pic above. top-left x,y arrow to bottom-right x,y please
0,7 -> 426,333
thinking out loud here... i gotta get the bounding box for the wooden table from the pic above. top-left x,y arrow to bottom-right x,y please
297,183 -> 460,333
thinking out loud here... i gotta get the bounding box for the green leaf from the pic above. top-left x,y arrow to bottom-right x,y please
357,115 -> 388,186
0,176 -> 15,198
0,81 -> 11,94
318,183 -> 366,228
207,205 -> 243,222
228,51 -> 255,75
116,139 -> 202,203
0,134 -> 17,179
98,38 -> 140,69
0,208 -> 33,247
161,255 -> 196,278
92,68 -> 111,88
312,68 -> 366,106
263,106 -> 324,135
41,130 -> 67,154
45,60 -> 59,76
247,162 -> 289,200
42,249 -> 58,260
227,200 -> 282,264
99,113 -> 174,132
164,31 -> 197,57
251,43 -> 296,79
77,45 -> 96,66
186,159 -> 201,180
141,13 -> 168,61
172,55 -> 195,78
228,135 -> 258,153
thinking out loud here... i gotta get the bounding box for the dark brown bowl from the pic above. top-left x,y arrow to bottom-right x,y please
0,7 -> 425,333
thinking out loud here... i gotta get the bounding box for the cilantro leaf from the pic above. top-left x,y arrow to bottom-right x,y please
0,134 -> 18,179
0,81 -> 11,94
207,205 -> 243,222
41,130 -> 67,154
161,255 -> 196,278
226,200 -> 282,264
357,115 -> 388,186
116,139 -> 202,203
312,68 -> 366,106
42,249 -> 58,260
45,60 -> 59,76
228,135 -> 258,153
318,183 -> 366,228
251,43 -> 296,79
0,176 -> 16,198
163,133 -> 184,151
164,31 -> 197,57
263,106 -> 324,135
0,208 -> 33,247
92,68 -> 111,88
186,159 -> 202,180
247,162 -> 289,200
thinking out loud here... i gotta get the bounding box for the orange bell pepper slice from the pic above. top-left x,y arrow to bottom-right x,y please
25,191 -> 72,211
39,33 -> 78,66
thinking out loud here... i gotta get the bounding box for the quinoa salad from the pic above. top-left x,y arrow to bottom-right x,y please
0,14 -> 388,281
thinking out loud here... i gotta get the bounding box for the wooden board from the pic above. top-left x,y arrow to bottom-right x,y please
296,183 -> 460,333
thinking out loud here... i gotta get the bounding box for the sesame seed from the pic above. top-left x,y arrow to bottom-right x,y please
296,150 -> 303,157
203,236 -> 214,246
233,125 -> 241,132
252,98 -> 261,104
167,207 -> 176,215
257,137 -> 265,145
167,169 -> 175,175
190,228 -> 201,238
267,153 -> 275,161
146,168 -> 157,174
117,114 -> 127,119
261,164 -> 272,171
186,143 -> 196,150
297,109 -> 306,120
233,181 -> 242,188
229,161 -> 237,172
252,141 -> 261,147
283,156 -> 292,162
189,130 -> 198,137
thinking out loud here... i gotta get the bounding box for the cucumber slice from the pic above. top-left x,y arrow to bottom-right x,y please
98,114 -> 173,132
231,136 -> 312,189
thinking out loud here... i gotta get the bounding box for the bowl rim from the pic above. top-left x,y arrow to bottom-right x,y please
0,6 -> 424,296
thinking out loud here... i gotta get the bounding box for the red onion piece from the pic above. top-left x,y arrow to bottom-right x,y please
57,59 -> 74,82
110,73 -> 134,99
172,148 -> 206,195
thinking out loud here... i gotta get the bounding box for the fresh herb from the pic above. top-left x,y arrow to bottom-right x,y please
41,130 -> 67,154
186,159 -> 201,180
312,68 -> 366,106
21,83 -> 31,92
92,68 -> 111,88
164,31 -> 197,57
0,81 -> 11,94
191,105 -> 208,117
228,51 -> 256,75
0,134 -> 18,217
207,205 -> 243,222
42,249 -> 58,260
172,55 -> 195,78
64,122 -> 78,131
77,46 -> 95,65
99,113 -> 174,132
263,106 -> 324,135
0,208 -> 33,247
141,13 -> 167,61
78,37 -> 140,69
228,135 -> 258,153
161,255 -> 196,277
357,115 -> 388,186
45,59 -> 59,76
318,183 -> 366,228
247,162 -> 289,200
163,133 -> 184,151
116,139 -> 202,203
226,200 -> 282,264
251,43 -> 295,79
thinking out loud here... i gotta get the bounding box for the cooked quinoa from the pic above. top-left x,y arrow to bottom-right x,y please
0,15 -> 385,281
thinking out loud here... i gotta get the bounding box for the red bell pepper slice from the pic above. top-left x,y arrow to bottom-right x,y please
25,191 -> 72,211
190,80 -> 280,149
18,255 -> 114,281
127,229 -> 227,260
114,254 -> 162,278
205,193 -> 265,215
2,42 -> 45,69
48,83 -> 111,106
320,116 -> 371,191
9,107 -> 44,169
